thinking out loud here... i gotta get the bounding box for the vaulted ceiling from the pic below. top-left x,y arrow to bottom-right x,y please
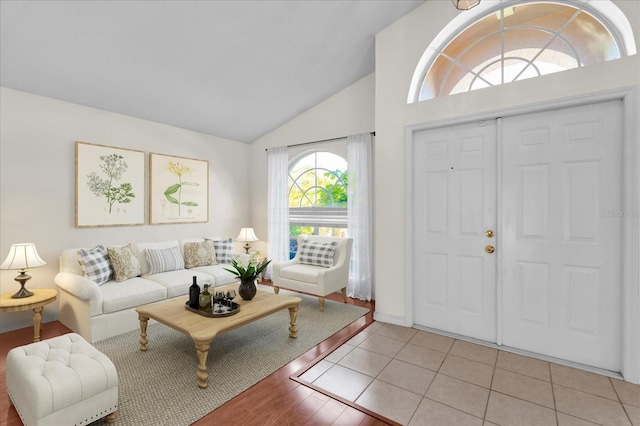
1,1 -> 424,143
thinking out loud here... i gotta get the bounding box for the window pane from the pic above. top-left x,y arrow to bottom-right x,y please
504,3 -> 574,33
563,11 -> 619,63
319,227 -> 348,237
422,54 -> 455,98
288,151 -> 349,257
455,33 -> 502,82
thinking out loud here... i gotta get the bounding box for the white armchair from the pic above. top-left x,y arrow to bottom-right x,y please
272,235 -> 353,311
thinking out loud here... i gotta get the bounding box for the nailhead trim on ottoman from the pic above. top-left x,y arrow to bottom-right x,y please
6,333 -> 118,426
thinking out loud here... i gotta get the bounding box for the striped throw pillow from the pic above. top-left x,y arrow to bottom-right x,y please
144,246 -> 185,274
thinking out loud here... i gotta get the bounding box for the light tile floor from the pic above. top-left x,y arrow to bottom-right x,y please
300,322 -> 640,426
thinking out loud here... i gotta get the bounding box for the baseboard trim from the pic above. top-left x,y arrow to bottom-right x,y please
372,311 -> 406,327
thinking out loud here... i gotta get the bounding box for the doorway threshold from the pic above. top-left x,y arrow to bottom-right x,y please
413,324 -> 624,381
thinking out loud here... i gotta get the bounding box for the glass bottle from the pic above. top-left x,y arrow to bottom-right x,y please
189,276 -> 200,309
199,284 -> 212,312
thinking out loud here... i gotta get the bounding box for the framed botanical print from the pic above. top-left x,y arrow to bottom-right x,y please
75,141 -> 145,228
150,152 -> 209,224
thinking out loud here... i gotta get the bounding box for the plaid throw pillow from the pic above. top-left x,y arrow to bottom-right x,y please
298,240 -> 338,268
144,246 -> 185,274
208,238 -> 233,264
77,245 -> 113,285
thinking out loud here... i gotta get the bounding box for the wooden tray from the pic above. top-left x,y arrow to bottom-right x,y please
185,300 -> 240,318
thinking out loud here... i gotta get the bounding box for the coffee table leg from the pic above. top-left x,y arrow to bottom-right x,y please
288,305 -> 299,338
138,314 -> 148,351
195,342 -> 210,389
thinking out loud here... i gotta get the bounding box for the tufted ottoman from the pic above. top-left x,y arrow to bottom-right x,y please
6,333 -> 118,426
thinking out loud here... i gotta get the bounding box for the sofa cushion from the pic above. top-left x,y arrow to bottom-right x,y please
77,245 -> 113,285
144,270 -> 214,298
144,246 -> 185,274
190,264 -> 238,286
207,238 -> 233,264
183,240 -> 216,268
298,240 -> 338,268
107,244 -> 142,282
99,277 -> 166,314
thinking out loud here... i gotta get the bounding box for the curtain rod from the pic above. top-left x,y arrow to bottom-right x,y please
265,131 -> 375,151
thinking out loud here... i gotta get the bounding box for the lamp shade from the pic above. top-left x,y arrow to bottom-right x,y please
452,0 -> 481,10
236,228 -> 259,242
0,243 -> 47,270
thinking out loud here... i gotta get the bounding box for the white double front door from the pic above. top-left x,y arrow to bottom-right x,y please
412,100 -> 623,371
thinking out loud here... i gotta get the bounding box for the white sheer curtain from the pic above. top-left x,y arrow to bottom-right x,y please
347,133 -> 373,300
266,146 -> 289,279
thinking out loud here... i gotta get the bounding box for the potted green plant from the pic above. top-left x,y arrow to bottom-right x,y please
224,253 -> 271,300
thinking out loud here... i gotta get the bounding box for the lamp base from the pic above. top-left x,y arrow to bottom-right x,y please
243,243 -> 251,254
12,271 -> 34,299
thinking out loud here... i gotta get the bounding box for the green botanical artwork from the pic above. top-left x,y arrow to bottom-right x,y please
150,153 -> 208,224
87,154 -> 136,213
165,161 -> 199,216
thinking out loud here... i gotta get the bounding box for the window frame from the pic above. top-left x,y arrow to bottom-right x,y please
407,0 -> 637,104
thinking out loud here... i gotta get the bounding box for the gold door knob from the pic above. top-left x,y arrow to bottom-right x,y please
485,245 -> 495,254
485,229 -> 494,238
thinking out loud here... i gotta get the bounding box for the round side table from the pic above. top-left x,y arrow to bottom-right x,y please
0,288 -> 58,342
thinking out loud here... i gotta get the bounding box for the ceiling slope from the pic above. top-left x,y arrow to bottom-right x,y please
1,0 -> 424,143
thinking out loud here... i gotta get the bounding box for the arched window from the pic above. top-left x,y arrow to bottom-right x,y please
288,151 -> 349,257
409,1 -> 637,102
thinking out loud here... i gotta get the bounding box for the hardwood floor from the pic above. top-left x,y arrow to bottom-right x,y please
0,283 -> 387,426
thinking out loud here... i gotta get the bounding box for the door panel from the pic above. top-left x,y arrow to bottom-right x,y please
413,121 -> 497,342
412,101 -> 622,371
501,100 -> 622,371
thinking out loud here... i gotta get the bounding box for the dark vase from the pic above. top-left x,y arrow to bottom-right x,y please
239,279 -> 257,300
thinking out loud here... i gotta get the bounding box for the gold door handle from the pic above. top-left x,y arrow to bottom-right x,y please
485,229 -> 494,238
485,245 -> 495,254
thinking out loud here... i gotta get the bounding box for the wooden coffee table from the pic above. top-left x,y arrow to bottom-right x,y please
135,284 -> 301,389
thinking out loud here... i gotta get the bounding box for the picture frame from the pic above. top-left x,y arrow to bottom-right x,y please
75,141 -> 145,228
150,152 -> 209,224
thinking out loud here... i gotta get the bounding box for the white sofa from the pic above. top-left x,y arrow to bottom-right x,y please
54,238 -> 239,343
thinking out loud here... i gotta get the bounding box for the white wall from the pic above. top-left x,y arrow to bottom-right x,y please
0,88 -> 251,332
248,72 -> 375,256
373,0 -> 640,325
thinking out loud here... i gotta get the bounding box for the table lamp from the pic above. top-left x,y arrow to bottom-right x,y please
236,228 -> 259,254
1,243 -> 47,298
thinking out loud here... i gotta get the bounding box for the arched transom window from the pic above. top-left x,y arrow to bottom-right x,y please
412,1 -> 635,101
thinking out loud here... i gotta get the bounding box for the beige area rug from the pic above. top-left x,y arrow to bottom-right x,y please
90,287 -> 369,425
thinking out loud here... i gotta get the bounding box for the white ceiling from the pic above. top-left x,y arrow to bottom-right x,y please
1,0 -> 424,143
